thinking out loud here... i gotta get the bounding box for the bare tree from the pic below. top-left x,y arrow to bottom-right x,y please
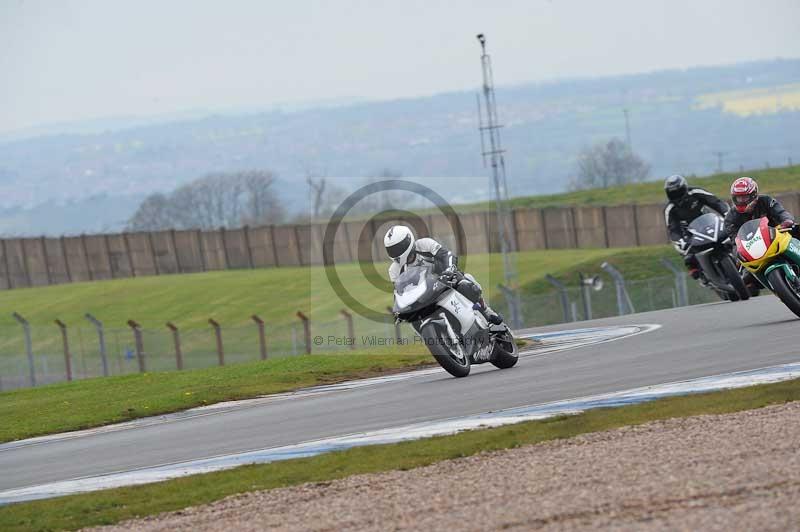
350,169 -> 421,215
127,170 -> 284,231
306,174 -> 326,219
127,193 -> 174,231
241,170 -> 284,225
571,138 -> 650,190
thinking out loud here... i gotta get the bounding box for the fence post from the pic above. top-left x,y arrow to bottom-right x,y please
243,226 -> 254,269
601,262 -> 636,315
545,275 -> 572,322
12,312 -> 35,387
660,258 -> 689,307
20,238 -> 31,287
578,273 -> 592,321
1,239 -> 12,289
127,319 -> 146,373
54,319 -> 73,382
80,234 -> 93,281
339,309 -> 355,350
251,315 -> 268,360
296,311 -> 311,354
498,283 -> 523,329
85,313 -> 110,376
208,318 -> 225,366
41,236 -> 52,285
386,306 -> 403,344
166,322 -> 183,370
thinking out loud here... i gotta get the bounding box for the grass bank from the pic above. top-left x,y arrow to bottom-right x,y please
459,164 -> 800,212
0,248 -> 624,330
2,377 -> 798,531
0,246 -> 678,336
0,347 -> 432,443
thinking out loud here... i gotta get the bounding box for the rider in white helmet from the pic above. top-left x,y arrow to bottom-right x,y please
384,225 -> 503,325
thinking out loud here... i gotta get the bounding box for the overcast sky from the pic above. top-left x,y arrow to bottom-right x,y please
1,0 -> 799,134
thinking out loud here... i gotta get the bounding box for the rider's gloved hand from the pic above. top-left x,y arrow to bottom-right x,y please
439,266 -> 458,285
779,220 -> 795,230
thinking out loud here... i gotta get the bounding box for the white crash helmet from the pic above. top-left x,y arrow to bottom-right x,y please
384,225 -> 415,264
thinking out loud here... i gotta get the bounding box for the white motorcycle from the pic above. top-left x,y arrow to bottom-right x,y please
392,264 -> 518,377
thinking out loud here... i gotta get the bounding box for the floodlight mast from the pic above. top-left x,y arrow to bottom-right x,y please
476,34 -> 521,328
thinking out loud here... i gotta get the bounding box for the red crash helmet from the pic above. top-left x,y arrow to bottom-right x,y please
730,177 -> 759,213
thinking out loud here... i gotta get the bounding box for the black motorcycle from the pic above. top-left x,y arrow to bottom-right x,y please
686,212 -> 750,301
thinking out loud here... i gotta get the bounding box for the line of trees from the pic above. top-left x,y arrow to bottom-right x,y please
127,170 -> 284,231
301,169 -> 420,222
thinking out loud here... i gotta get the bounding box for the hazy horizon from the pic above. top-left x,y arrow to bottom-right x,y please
2,0 -> 799,136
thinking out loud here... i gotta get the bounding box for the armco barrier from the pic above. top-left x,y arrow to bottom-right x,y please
1,192 -> 798,290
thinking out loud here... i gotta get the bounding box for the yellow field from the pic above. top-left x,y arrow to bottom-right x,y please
695,83 -> 800,116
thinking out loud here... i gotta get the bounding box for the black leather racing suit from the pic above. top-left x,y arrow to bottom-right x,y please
722,195 -> 799,240
664,187 -> 730,270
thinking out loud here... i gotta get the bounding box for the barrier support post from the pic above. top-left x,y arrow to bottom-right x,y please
340,309 -> 355,350
166,322 -> 183,370
544,275 -> 572,323
296,311 -> 311,354
12,312 -> 35,387
84,313 -> 110,376
387,306 -> 402,345
54,319 -> 73,381
660,258 -> 689,307
601,262 -> 635,315
127,319 -> 146,373
208,318 -> 225,366
251,315 -> 268,360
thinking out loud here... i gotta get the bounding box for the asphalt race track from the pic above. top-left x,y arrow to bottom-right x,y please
2,295 -> 798,495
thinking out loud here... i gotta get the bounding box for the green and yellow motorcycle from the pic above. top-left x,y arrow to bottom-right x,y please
736,216 -> 800,317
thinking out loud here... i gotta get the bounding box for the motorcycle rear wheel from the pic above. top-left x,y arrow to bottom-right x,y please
767,268 -> 800,318
420,322 -> 471,378
719,255 -> 749,301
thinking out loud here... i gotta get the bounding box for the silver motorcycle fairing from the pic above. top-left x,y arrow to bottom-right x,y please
435,290 -> 492,362
435,289 -> 484,333
394,264 -> 494,364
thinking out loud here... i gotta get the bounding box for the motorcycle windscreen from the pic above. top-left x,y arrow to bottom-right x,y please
687,212 -> 723,245
736,217 -> 773,262
393,265 -> 429,311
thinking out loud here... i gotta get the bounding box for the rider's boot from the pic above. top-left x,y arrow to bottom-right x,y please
689,267 -> 711,287
474,297 -> 503,325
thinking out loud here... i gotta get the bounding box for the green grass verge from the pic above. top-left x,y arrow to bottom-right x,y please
457,164 -> 800,212
0,248 -> 626,329
0,347 -> 432,443
2,377 -> 799,531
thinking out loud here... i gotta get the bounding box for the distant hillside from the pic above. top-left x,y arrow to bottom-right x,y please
0,58 -> 798,236
458,164 -> 800,212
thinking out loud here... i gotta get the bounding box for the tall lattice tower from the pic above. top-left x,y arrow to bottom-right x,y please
475,34 -> 521,328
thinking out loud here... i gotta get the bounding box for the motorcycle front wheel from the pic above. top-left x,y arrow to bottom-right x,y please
768,268 -> 800,318
719,255 -> 750,301
420,322 -> 471,378
490,329 -> 519,369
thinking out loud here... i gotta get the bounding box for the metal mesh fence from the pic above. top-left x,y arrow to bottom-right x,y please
0,271 -> 726,391
492,273 -> 722,327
